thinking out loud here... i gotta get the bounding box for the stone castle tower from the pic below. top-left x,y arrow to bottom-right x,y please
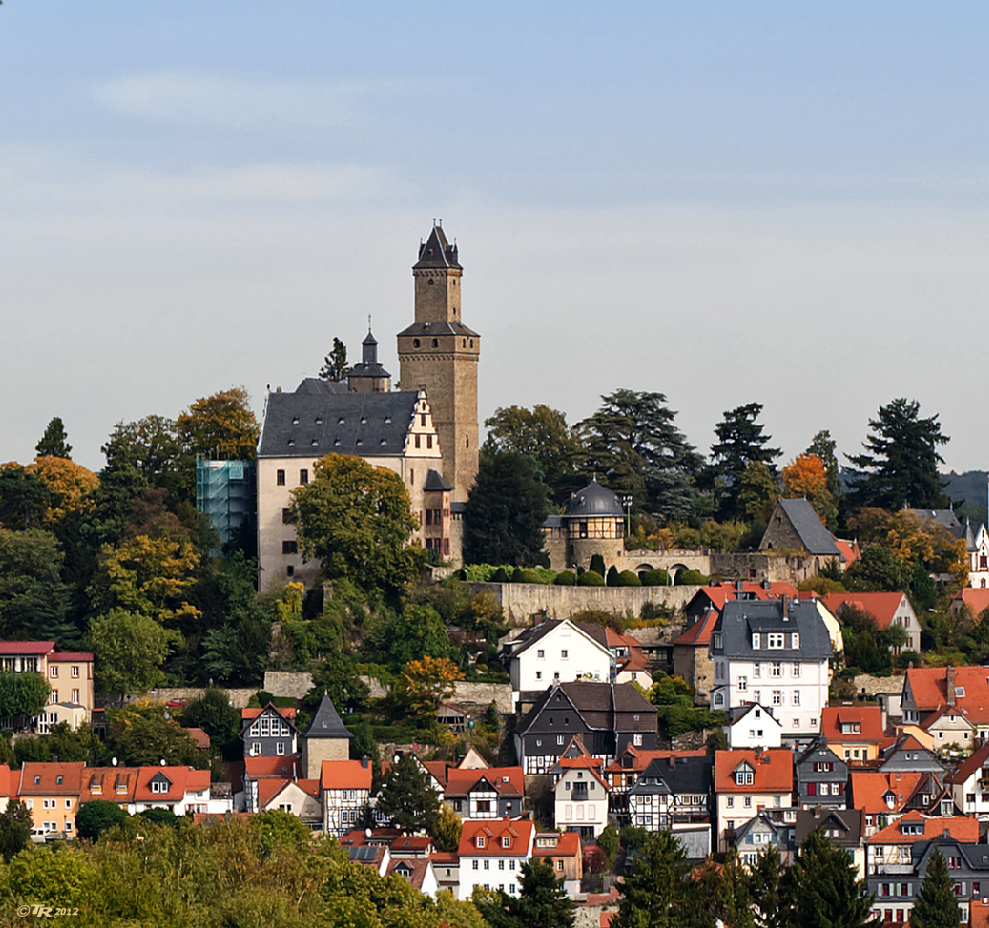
397,223 -> 480,502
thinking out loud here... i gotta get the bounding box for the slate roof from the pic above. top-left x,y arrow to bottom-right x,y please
258,383 -> 421,459
712,599 -> 833,661
795,807 -> 863,847
909,509 -> 964,540
768,498 -> 841,556
304,692 -> 352,740
397,319 -> 480,338
423,469 -> 452,491
629,754 -> 713,797
413,224 -> 461,269
516,682 -> 657,735
564,478 -> 624,518
503,619 -> 608,659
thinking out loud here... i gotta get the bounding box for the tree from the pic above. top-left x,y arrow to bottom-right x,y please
375,753 -> 442,835
88,609 -> 170,695
709,403 -> 781,519
749,845 -> 791,928
362,603 -> 454,670
106,699 -> 203,767
26,456 -> 99,524
911,846 -> 962,928
463,449 -> 549,567
485,404 -> 585,505
305,650 -> 370,715
291,454 -> 422,603
790,830 -> 876,928
36,416 -> 72,459
433,803 -> 463,853
782,453 -> 838,528
395,656 -> 463,719
513,857 -> 576,928
846,398 -> 950,512
319,337 -> 349,382
579,389 -> 703,522
807,430 -> 841,498
0,528 -> 71,641
77,799 -> 130,841
612,829 -> 691,928
0,671 -> 51,720
736,460 -> 779,524
0,465 -> 52,530
179,686 -> 240,747
176,387 -> 260,462
0,800 -> 33,862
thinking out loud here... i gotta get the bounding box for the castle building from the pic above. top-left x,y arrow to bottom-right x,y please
542,478 -> 626,571
256,224 -> 478,589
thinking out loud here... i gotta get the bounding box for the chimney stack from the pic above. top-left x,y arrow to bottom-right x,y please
947,666 -> 957,708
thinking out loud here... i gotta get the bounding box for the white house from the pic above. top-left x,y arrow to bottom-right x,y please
820,592 -> 921,655
723,703 -> 783,749
967,522 -> 989,589
946,741 -> 989,817
710,598 -> 833,740
552,750 -> 610,839
502,619 -> 612,706
458,818 -> 534,899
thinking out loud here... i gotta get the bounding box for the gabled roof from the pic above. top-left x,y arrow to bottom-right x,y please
133,766 -> 206,803
81,767 -> 139,803
820,592 -> 912,630
516,682 -> 656,736
905,666 -> 989,724
713,750 -> 793,794
244,755 -> 298,779
239,703 -> 298,735
820,706 -> 887,743
18,761 -> 85,795
849,771 -> 925,815
946,740 -> 989,785
458,818 -> 534,857
505,619 -> 609,660
321,759 -> 372,791
713,599 -> 833,661
909,509 -> 964,540
257,387 -> 423,459
444,767 -> 524,799
765,498 -> 841,556
533,831 -> 581,858
48,651 -> 94,662
795,807 -> 864,846
304,692 -> 352,740
257,777 -> 321,810
725,702 -> 779,728
0,641 -> 55,655
686,582 -> 799,615
952,588 -> 989,619
630,754 -> 713,797
604,747 -> 706,777
866,811 -> 978,845
673,609 -> 720,647
386,857 -> 433,891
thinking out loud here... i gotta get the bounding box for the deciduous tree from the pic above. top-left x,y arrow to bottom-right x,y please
846,398 -> 950,512
0,528 -> 71,641
395,656 -> 463,718
782,453 -> 838,528
88,609 -> 170,695
0,800 -> 33,862
77,799 -> 130,841
26,455 -> 99,524
176,386 -> 260,462
291,454 -> 422,602
0,671 -> 50,721
106,699 -> 204,767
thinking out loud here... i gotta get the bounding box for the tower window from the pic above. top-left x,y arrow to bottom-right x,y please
432,339 -> 439,347
413,339 -> 421,348
421,415 -> 427,426
415,435 -> 421,448
427,436 -> 432,448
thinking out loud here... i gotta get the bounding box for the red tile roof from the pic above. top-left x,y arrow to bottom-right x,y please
0,766 -> 13,797
692,582 -> 799,612
672,608 -> 719,647
458,818 -> 534,857
81,767 -> 139,803
832,539 -> 861,566
849,771 -> 925,815
320,759 -> 372,791
0,641 -> 55,655
133,766 -> 203,803
444,766 -> 524,799
905,666 -> 989,724
820,706 -> 887,743
244,756 -> 298,779
240,705 -> 297,720
866,811 -> 979,845
953,588 -> 989,619
534,831 -> 581,858
422,760 -> 450,788
184,727 -> 211,750
18,761 -> 85,795
387,857 -> 432,891
714,750 -> 793,794
48,651 -> 94,662
820,592 -> 909,631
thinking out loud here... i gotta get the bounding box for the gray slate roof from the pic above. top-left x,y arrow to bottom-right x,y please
516,682 -> 656,735
258,381 -> 420,459
565,478 -> 624,518
713,599 -> 833,661
629,754 -> 713,797
413,225 -> 461,269
773,498 -> 841,556
396,320 -> 480,338
423,469 -> 452,491
305,692 -> 352,740
911,509 -> 965,540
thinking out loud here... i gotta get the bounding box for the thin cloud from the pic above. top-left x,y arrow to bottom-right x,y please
93,73 -> 409,129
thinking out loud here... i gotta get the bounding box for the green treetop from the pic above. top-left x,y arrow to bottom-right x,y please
911,846 -> 962,928
36,416 -> 72,459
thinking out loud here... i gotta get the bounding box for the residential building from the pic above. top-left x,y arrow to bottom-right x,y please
240,704 -> 298,759
321,758 -> 372,836
533,831 -> 583,888
820,592 -> 921,655
672,608 -> 719,704
627,753 -> 713,853
850,771 -> 940,838
552,746 -> 610,839
820,705 -> 889,764
759,498 -> 853,570
514,682 -> 657,775
443,767 -> 525,820
682,581 -> 799,624
795,807 -> 866,877
794,739 -> 848,809
387,858 -> 439,897
0,642 -> 94,729
18,761 -> 84,840
458,818 -> 534,899
901,665 -> 989,737
132,766 -> 216,816
256,778 -> 322,830
576,623 -> 653,690
300,691 -> 352,778
946,742 -> 989,818
603,746 -> 707,820
710,597 -> 833,740
714,749 -> 794,853
733,809 -> 798,867
879,734 -> 945,776
723,703 -> 782,749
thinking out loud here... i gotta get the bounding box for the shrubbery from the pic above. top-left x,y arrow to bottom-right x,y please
639,569 -> 669,586
553,570 -> 576,586
578,570 -> 606,587
675,569 -> 709,586
616,570 -> 641,587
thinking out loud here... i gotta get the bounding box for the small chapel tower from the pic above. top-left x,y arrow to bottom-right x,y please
397,222 -> 480,503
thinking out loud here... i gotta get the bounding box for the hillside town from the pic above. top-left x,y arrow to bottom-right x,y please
1,224 -> 988,927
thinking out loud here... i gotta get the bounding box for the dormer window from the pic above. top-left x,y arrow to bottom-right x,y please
735,763 -> 755,786
151,779 -> 170,794
56,775 -> 63,785
792,632 -> 800,649
712,633 -> 722,650
476,836 -> 486,848
34,775 -> 41,785
315,416 -> 323,424
502,836 -> 511,849
292,417 -> 299,425
768,633 -> 784,650
751,633 -> 760,650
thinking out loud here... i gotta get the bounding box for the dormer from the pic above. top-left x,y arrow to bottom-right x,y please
502,836 -> 511,849
735,762 -> 755,786
476,835 -> 486,849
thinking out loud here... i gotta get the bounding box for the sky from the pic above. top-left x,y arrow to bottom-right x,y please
2,2 -> 988,475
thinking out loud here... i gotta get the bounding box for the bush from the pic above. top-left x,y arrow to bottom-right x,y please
490,567 -> 511,583
675,569 -> 709,585
606,566 -> 620,587
518,568 -> 550,584
639,569 -> 669,586
578,570 -> 606,587
589,554 -> 607,576
553,570 -> 576,586
617,570 -> 641,587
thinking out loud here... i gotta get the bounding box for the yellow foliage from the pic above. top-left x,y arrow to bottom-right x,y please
26,456 -> 99,523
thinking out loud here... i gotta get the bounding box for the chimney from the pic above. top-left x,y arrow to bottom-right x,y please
947,666 -> 957,708
362,755 -> 369,769
781,596 -> 789,619
736,580 -> 744,595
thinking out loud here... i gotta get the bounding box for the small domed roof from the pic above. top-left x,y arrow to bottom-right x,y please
564,478 -> 624,518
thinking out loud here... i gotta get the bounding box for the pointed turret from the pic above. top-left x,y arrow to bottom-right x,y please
300,691 -> 353,778
305,691 -> 353,740
346,325 -> 391,393
413,223 -> 461,269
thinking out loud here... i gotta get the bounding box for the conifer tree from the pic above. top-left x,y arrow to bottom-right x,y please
911,846 -> 962,928
790,831 -> 876,928
35,416 -> 72,459
612,830 -> 690,928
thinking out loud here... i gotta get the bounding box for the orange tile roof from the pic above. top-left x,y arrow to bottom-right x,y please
905,666 -> 989,724
534,831 -> 581,858
672,608 -> 719,647
184,727 -> 211,750
240,705 -> 297,720
18,761 -> 85,796
849,771 -> 925,815
244,755 -> 298,779
48,651 -> 94,662
134,766 -> 203,803
0,766 -> 12,798
713,750 -> 793,794
866,811 -> 979,845
971,898 -> 989,928
832,539 -> 861,566
820,592 -> 909,631
820,706 -> 887,743
81,767 -> 139,803
953,589 -> 989,619
444,766 -> 525,798
256,777 -> 320,809
604,748 -> 706,776
458,818 -> 534,857
320,759 -> 372,791
422,760 -> 450,787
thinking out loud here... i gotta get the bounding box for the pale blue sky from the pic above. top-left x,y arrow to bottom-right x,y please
2,2 -> 987,473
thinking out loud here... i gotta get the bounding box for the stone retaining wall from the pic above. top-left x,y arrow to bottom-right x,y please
147,687 -> 257,709
263,671 -> 314,699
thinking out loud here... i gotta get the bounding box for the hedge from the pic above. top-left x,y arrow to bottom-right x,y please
578,570 -> 606,587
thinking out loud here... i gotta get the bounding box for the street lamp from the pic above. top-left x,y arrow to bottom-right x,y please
621,494 -> 633,538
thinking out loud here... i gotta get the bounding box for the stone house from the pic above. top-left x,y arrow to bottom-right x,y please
542,478 -> 626,572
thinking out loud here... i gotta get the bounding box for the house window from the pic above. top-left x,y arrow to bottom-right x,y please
557,736 -> 565,745
50,667 -> 57,678
151,780 -> 169,794
772,691 -> 782,706
753,663 -> 761,678
72,689 -> 79,703
633,734 -> 643,746
792,662 -> 801,677
282,541 -> 298,555
299,469 -> 308,485
277,743 -> 285,756
792,632 -> 800,649
277,469 -> 285,486
738,676 -> 747,692
561,650 -> 568,660
71,666 -> 79,678
282,508 -> 293,524
752,633 -> 760,650
792,691 -> 800,706
537,650 -> 545,659
771,662 -> 782,677
502,837 -> 511,848
768,633 -> 784,650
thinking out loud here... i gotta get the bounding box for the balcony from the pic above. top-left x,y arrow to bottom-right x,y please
871,863 -> 915,876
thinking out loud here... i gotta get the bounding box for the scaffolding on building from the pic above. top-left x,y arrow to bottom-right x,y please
196,459 -> 256,545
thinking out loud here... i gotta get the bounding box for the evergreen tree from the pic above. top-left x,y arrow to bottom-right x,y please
513,857 -> 575,928
375,752 -> 441,835
709,403 -> 781,519
749,845 -> 792,928
463,449 -> 549,567
846,397 -> 950,512
35,416 -> 72,458
790,831 -> 876,928
0,800 -> 33,862
319,337 -> 349,382
807,429 -> 841,498
911,846 -> 962,928
612,830 -> 690,928
579,389 -> 703,522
